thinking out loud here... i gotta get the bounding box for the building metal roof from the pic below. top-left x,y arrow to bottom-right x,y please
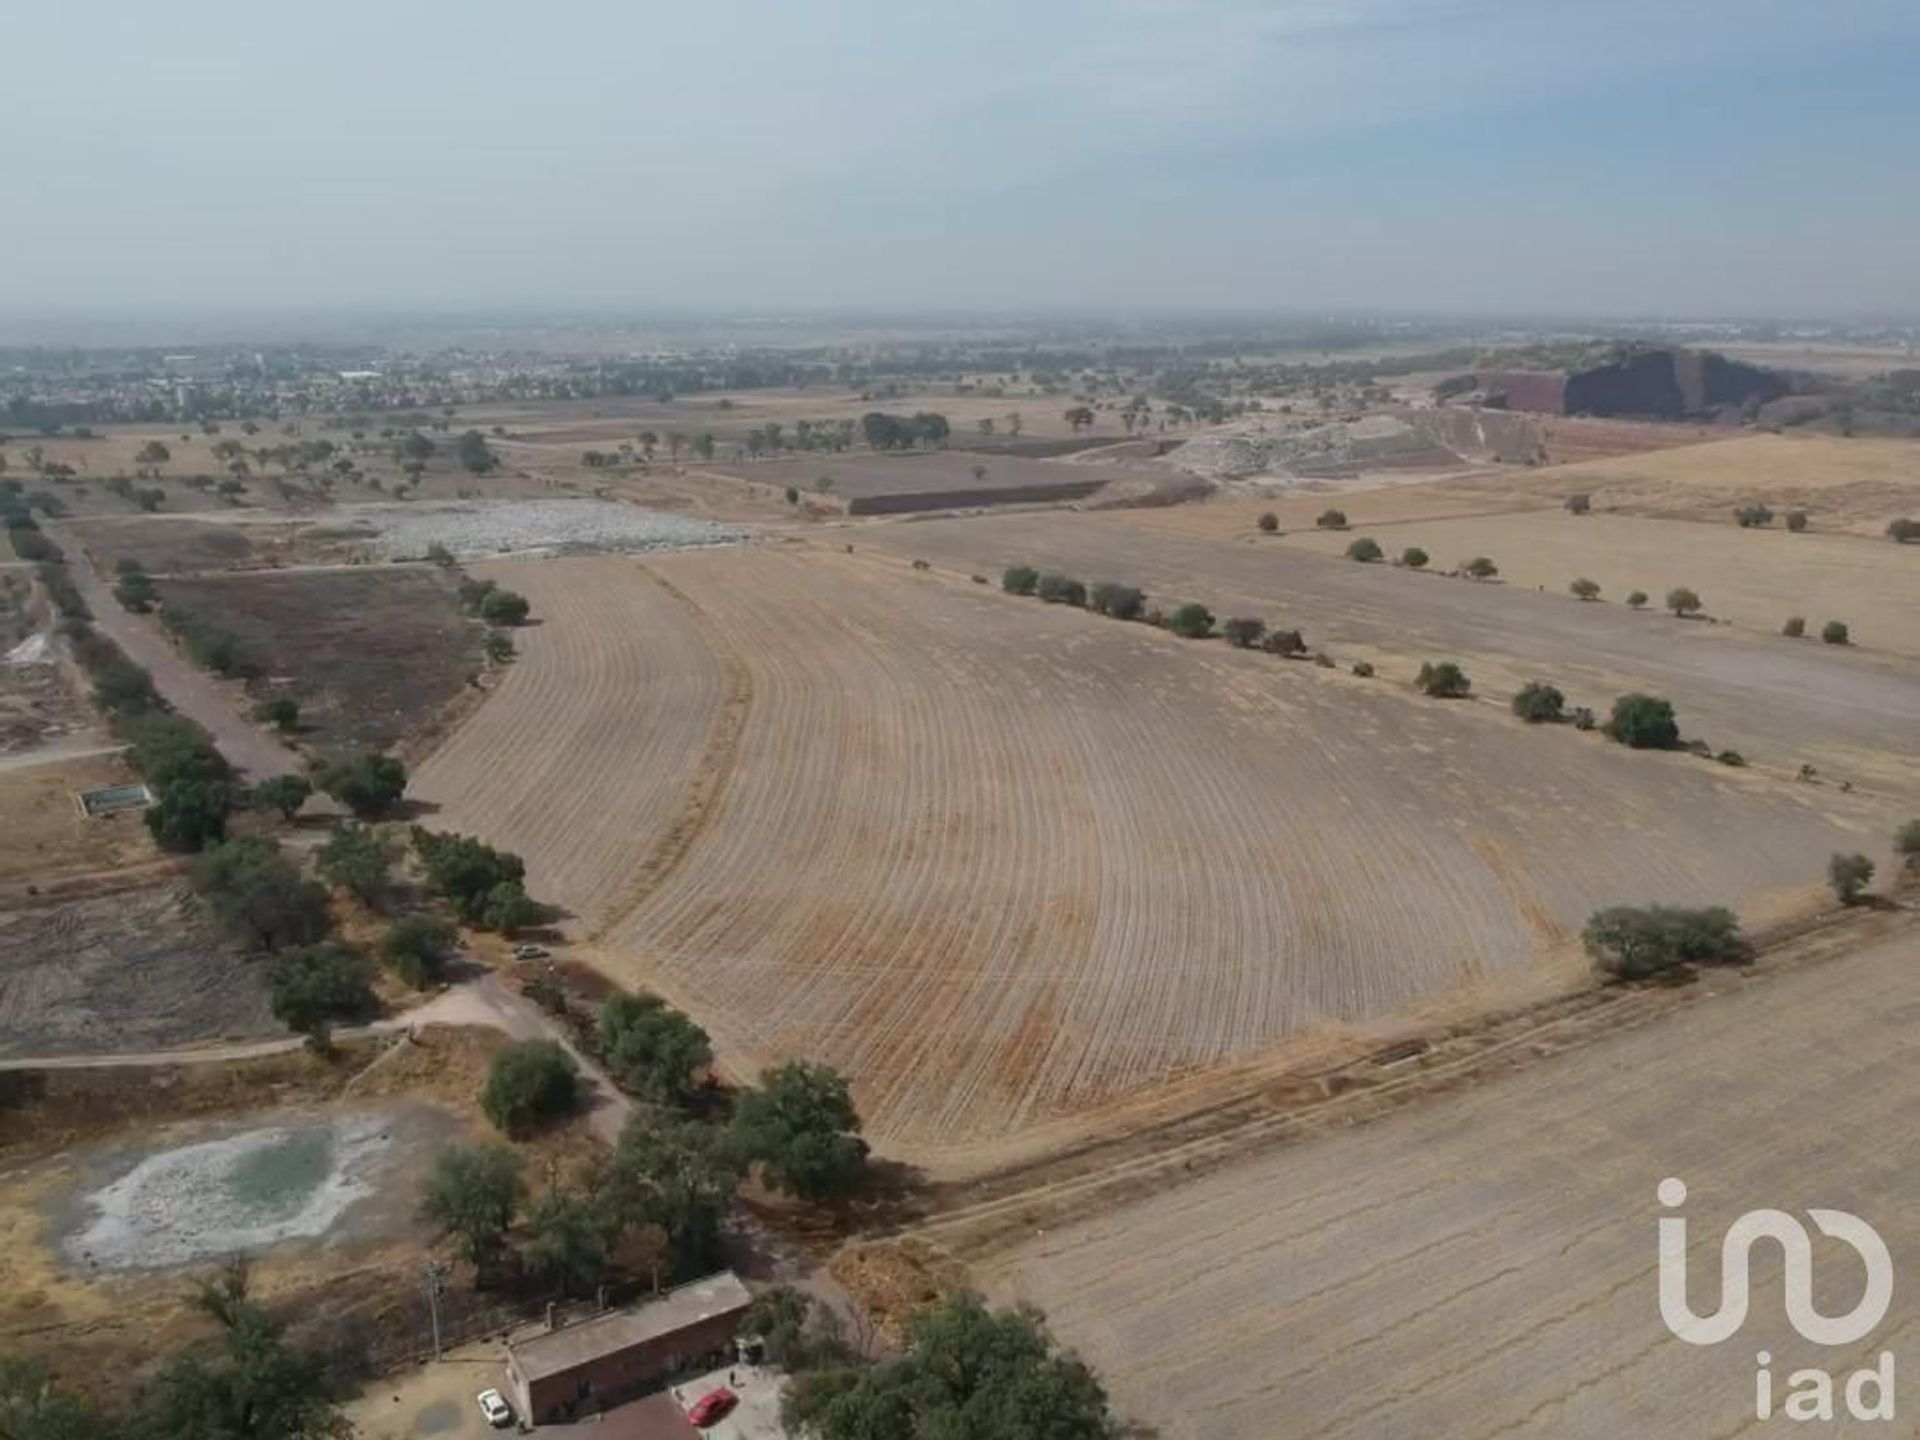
507,1272 -> 753,1384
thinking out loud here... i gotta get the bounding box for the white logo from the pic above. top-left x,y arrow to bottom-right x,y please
1657,1177 -> 1896,1422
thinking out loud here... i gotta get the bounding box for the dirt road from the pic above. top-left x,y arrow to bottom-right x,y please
46,522 -> 296,779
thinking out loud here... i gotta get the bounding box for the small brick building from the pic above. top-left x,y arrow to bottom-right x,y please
504,1272 -> 753,1427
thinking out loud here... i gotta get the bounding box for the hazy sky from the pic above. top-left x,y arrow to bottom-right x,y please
9,0 -> 1918,320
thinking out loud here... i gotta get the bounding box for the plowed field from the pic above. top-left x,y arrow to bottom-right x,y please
414,546 -> 1887,1159
408,555 -> 729,926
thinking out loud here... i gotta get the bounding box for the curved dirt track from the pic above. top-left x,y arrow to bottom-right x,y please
409,555 -> 727,927
534,545 -> 1876,1157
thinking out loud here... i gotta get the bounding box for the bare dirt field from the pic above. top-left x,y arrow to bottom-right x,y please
0,883 -> 273,1058
154,567 -> 485,753
415,546 -> 1890,1164
1277,510 -> 1920,657
0,755 -> 158,890
0,572 -> 97,755
980,918 -> 1920,1440
409,554 -> 731,926
868,511 -> 1920,797
61,512 -> 299,574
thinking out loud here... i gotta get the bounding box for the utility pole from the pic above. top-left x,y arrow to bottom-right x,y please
425,1260 -> 451,1359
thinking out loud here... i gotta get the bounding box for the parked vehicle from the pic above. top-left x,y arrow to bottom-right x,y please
476,1388 -> 513,1427
687,1387 -> 738,1427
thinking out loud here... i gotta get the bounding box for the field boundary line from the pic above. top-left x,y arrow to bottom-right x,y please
584,562 -> 752,942
905,899 -> 1917,1259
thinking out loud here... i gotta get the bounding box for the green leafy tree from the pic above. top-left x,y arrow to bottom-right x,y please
599,993 -> 712,1106
114,569 -> 157,612
477,588 -> 531,626
1511,682 -> 1566,723
1895,819 -> 1920,870
413,830 -> 528,921
522,1186 -> 611,1297
483,630 -> 515,663
194,837 -> 332,950
1035,573 -> 1086,606
1666,586 -> 1703,617
420,1143 -> 524,1277
254,696 -> 300,731
1345,537 -> 1383,563
740,1286 -> 845,1372
783,1294 -> 1123,1440
1221,616 -> 1265,648
1000,566 -> 1039,596
1821,620 -> 1850,645
731,1061 -> 868,1203
1087,582 -> 1145,620
480,880 -> 547,935
268,944 -> 374,1039
316,822 -> 393,906
0,1357 -> 112,1440
1583,905 -> 1747,981
146,778 -> 235,852
137,1303 -> 350,1440
607,1111 -> 740,1280
1261,628 -> 1307,656
1782,615 -> 1806,638
1563,493 -> 1591,514
1626,590 -> 1649,610
1166,603 -> 1214,639
1315,508 -> 1348,529
1570,577 -> 1601,601
482,1040 -> 580,1138
380,914 -> 458,989
251,774 -> 313,822
1416,660 -> 1471,698
1256,511 -> 1278,533
1786,510 -> 1809,532
1465,555 -> 1499,580
315,752 -> 407,818
1828,853 -> 1875,905
1603,694 -> 1679,749
1400,546 -> 1429,569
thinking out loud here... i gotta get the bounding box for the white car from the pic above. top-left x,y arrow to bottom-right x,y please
476,1388 -> 513,1428
513,943 -> 549,961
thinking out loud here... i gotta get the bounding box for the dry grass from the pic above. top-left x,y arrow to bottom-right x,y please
411,546 -> 1888,1167
0,755 -> 158,889
1276,510 -> 1920,657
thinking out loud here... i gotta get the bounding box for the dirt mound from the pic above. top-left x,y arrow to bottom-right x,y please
1170,413 -> 1463,483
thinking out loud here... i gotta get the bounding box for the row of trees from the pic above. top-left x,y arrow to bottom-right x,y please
1587,821 -> 1918,982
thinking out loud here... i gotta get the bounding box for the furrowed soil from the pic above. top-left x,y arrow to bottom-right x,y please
153,567 -> 485,753
412,544 -> 1891,1165
868,510 -> 1920,799
0,882 -> 273,1057
977,917 -> 1920,1440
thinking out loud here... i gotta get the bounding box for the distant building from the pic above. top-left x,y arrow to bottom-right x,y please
503,1271 -> 753,1427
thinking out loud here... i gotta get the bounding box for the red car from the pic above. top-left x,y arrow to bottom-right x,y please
686,1387 -> 738,1427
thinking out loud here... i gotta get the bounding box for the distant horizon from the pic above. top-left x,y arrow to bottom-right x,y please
12,1 -> 1920,325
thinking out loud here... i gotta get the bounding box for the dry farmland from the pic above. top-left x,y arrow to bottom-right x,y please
1276,511 -> 1920,657
980,919 -> 1920,1440
869,510 -> 1920,796
151,568 -> 485,753
411,544 -> 1891,1164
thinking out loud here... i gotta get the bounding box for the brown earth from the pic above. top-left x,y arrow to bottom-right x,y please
867,509 -> 1920,799
0,882 -> 274,1060
153,567 -> 486,754
975,909 -> 1920,1440
408,545 -> 1892,1168
0,755 -> 159,890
